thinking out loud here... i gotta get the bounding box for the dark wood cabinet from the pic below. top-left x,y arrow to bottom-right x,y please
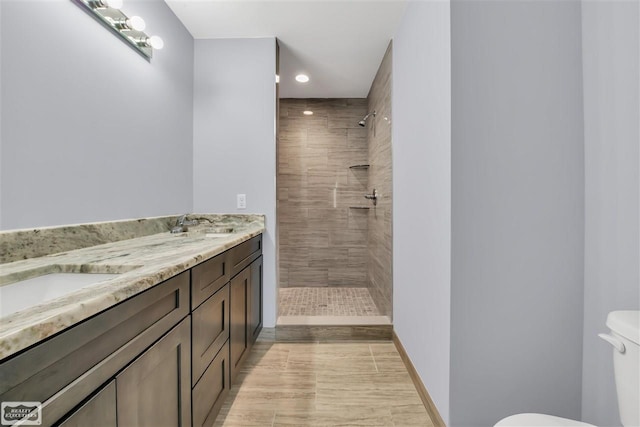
229,267 -> 250,383
1,272 -> 190,427
1,233 -> 262,427
192,342 -> 230,427
117,317 -> 191,427
193,235 -> 263,425
192,284 -> 229,384
249,256 -> 263,345
191,252 -> 228,309
229,235 -> 262,278
228,255 -> 263,383
58,381 -> 116,427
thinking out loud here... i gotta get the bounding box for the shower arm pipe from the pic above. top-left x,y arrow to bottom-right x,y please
358,111 -> 377,127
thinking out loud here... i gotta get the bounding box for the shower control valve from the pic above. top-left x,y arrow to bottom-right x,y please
364,189 -> 378,206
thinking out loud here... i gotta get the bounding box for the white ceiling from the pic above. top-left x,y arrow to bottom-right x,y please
164,0 -> 407,98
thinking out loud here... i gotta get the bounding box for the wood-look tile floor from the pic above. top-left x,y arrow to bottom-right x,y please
213,341 -> 434,427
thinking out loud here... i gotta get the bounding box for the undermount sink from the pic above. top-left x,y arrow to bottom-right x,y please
203,227 -> 234,237
206,227 -> 234,234
173,227 -> 236,238
0,273 -> 121,317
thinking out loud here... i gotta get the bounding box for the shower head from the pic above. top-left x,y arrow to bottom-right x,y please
358,111 -> 376,127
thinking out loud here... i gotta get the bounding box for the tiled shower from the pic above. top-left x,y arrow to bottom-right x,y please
276,44 -> 393,325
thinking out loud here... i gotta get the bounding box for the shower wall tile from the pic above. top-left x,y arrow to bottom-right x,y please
367,42 -> 393,319
348,209 -> 369,229
278,98 -> 368,289
328,112 -> 369,129
307,248 -> 350,268
328,269 -> 368,287
348,247 -> 368,267
289,268 -> 330,287
329,227 -> 368,247
347,170 -> 369,192
280,229 -> 330,248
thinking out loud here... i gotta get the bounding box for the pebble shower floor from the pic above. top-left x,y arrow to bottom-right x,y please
278,287 -> 380,317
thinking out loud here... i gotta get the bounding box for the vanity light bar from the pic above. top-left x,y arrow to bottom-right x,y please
72,0 -> 163,60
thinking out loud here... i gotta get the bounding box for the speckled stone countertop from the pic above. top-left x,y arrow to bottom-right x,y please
0,214 -> 265,360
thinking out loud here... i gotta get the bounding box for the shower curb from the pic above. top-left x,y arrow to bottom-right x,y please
274,324 -> 393,341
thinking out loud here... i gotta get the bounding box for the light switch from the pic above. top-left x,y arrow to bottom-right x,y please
237,194 -> 246,209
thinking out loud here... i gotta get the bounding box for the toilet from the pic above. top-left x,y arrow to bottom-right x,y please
495,311 -> 639,427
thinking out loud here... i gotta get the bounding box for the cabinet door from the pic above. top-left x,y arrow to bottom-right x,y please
58,381 -> 116,427
116,317 -> 191,427
192,341 -> 230,427
229,268 -> 249,383
249,256 -> 263,344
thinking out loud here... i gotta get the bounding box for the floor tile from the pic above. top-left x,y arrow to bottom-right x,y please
213,340 -> 433,427
274,408 -> 393,426
391,404 -> 436,427
212,409 -> 275,427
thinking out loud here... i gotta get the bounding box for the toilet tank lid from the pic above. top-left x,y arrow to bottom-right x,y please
606,311 -> 639,345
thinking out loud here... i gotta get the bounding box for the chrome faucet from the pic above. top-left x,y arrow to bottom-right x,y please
171,214 -> 199,233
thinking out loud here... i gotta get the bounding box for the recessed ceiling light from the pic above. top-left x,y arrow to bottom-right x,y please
303,111 -> 313,115
295,74 -> 309,83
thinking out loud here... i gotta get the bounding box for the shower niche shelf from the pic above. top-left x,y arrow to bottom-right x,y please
349,164 -> 370,170
349,206 -> 370,210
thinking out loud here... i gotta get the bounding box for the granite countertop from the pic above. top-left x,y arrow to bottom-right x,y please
0,214 -> 265,360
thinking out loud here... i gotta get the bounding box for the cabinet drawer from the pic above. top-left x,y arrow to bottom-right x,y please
229,235 -> 262,278
192,284 -> 230,384
192,341 -> 230,427
192,251 -> 228,309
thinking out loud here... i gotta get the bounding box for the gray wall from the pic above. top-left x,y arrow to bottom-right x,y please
450,1 -> 585,425
0,1 -> 3,229
581,1 -> 640,425
392,1 -> 452,422
0,0 -> 194,229
193,38 -> 277,327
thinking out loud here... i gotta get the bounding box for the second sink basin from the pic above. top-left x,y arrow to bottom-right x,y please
206,227 -> 234,234
174,227 -> 236,238
203,227 -> 235,237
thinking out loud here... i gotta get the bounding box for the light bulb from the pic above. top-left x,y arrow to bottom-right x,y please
148,36 -> 164,50
127,16 -> 146,31
102,0 -> 123,9
295,74 -> 309,83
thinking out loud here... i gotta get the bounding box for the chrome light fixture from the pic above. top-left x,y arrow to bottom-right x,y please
72,0 -> 163,60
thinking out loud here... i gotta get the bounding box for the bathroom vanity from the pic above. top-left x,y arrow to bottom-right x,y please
0,215 -> 264,427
